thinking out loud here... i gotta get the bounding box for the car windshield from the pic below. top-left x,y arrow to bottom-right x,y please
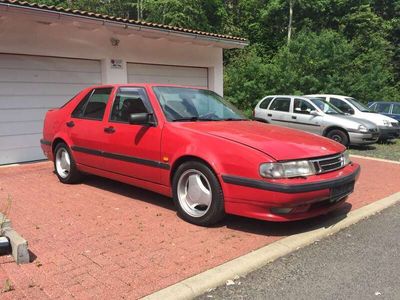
345,97 -> 372,112
309,98 -> 343,114
152,86 -> 247,122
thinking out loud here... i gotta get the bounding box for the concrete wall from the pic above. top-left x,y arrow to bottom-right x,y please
0,8 -> 224,94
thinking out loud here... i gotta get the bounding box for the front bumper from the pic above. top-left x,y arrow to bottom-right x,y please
348,131 -> 379,145
221,163 -> 360,222
378,126 -> 399,140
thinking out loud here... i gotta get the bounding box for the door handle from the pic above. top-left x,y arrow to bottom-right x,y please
66,121 -> 75,127
291,116 -> 297,119
267,114 -> 272,117
104,126 -> 115,134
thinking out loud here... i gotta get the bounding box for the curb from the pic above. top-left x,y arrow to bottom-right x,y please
142,191 -> 400,300
350,154 -> 400,165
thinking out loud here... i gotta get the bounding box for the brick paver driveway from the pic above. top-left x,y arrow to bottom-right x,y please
0,157 -> 399,299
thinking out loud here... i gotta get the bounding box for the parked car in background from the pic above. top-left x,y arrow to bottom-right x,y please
41,84 -> 360,226
368,101 -> 400,122
305,94 -> 400,141
254,95 -> 379,146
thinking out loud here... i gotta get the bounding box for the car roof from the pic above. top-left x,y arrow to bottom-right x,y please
369,101 -> 399,104
304,94 -> 349,98
84,83 -> 209,90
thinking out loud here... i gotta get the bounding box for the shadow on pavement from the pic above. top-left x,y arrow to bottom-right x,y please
79,174 -> 353,238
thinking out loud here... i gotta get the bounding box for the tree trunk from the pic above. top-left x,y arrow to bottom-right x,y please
287,0 -> 293,45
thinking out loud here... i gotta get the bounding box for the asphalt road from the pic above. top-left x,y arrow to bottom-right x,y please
197,204 -> 400,300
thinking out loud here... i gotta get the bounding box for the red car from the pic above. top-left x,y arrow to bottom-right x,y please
41,84 -> 360,226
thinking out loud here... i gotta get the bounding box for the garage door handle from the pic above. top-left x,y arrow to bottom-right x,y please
267,114 -> 272,117
104,126 -> 115,134
66,121 -> 75,127
292,116 -> 297,119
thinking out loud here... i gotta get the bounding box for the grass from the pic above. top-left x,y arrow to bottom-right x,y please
349,139 -> 400,161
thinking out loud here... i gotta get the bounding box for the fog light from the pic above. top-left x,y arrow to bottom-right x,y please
270,207 -> 293,215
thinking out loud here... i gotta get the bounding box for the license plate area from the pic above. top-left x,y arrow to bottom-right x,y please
330,181 -> 355,201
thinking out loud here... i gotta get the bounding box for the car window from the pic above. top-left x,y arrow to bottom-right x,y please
269,97 -> 290,112
392,104 -> 400,114
110,87 -> 152,123
369,103 -> 377,111
375,103 -> 392,113
71,88 -> 113,120
259,97 -> 274,109
330,98 -> 354,114
293,98 -> 315,114
153,86 -> 246,122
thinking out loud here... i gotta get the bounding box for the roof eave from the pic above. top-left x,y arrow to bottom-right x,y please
0,2 -> 249,49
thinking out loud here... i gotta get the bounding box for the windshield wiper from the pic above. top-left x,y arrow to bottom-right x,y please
172,117 -> 220,122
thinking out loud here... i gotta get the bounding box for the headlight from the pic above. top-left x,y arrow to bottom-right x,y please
383,120 -> 391,127
358,125 -> 368,133
260,160 -> 316,178
343,150 -> 351,165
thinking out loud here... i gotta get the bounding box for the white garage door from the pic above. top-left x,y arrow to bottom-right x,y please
127,63 -> 208,88
0,54 -> 101,165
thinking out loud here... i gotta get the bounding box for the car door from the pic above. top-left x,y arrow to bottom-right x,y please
292,98 -> 323,134
68,87 -> 113,167
101,86 -> 163,184
267,97 -> 292,127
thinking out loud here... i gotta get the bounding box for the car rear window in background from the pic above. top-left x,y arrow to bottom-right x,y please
72,88 -> 113,120
375,103 -> 392,113
260,97 -> 274,109
392,104 -> 400,114
269,97 -> 290,112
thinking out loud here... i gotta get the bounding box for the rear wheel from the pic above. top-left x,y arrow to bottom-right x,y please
326,129 -> 349,146
54,142 -> 82,184
172,161 -> 225,226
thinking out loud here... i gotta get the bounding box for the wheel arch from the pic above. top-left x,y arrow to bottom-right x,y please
323,126 -> 349,139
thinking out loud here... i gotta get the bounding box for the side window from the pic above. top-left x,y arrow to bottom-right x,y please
269,97 -> 290,112
330,98 -> 354,114
376,103 -> 391,113
110,87 -> 152,123
293,99 -> 315,114
392,104 -> 400,114
259,97 -> 273,109
71,88 -> 113,120
369,103 -> 377,112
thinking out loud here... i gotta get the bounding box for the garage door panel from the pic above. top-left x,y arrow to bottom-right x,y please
127,63 -> 208,88
0,121 -> 43,137
0,95 -> 69,109
0,69 -> 101,84
0,54 -> 101,73
0,108 -> 48,123
0,147 -> 44,165
0,82 -> 92,96
0,133 -> 42,150
0,54 -> 101,164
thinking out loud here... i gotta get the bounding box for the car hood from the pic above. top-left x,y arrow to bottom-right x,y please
331,115 -> 378,129
173,121 -> 344,161
356,111 -> 399,125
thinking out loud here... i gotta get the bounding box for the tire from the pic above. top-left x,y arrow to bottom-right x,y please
53,142 -> 82,184
172,161 -> 225,226
326,129 -> 349,146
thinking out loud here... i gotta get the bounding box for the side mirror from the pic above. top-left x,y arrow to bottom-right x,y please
129,113 -> 155,126
310,110 -> 321,116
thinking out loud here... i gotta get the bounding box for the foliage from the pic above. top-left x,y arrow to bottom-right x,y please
35,0 -> 400,108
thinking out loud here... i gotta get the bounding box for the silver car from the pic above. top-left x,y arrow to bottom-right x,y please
254,95 -> 379,146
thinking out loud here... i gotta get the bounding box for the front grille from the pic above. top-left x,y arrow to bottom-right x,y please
368,128 -> 379,132
311,154 -> 345,174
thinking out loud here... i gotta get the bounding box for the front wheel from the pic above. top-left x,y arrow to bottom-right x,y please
54,142 -> 82,184
326,129 -> 349,146
172,161 -> 225,226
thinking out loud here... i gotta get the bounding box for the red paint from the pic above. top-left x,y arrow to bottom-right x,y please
41,84 -> 358,222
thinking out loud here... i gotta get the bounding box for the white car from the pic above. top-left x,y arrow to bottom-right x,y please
305,94 -> 400,141
254,95 -> 379,146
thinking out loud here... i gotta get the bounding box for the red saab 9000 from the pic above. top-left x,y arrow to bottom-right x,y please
41,84 -> 360,226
